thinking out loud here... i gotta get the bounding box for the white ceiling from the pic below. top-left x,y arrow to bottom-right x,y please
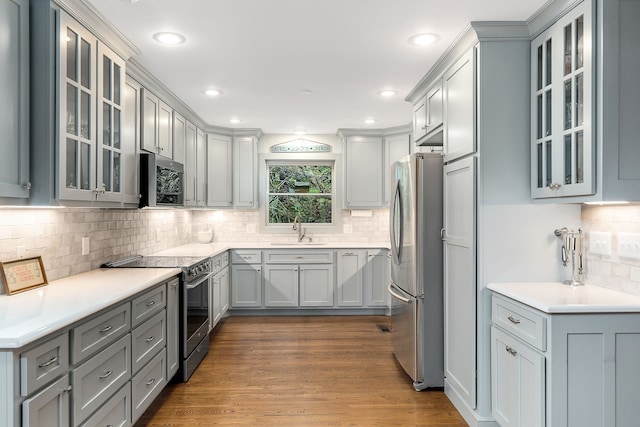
87,0 -> 549,134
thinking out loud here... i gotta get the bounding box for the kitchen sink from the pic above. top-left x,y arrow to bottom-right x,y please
270,242 -> 327,246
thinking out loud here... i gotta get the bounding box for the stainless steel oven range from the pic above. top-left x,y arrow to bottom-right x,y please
101,255 -> 212,382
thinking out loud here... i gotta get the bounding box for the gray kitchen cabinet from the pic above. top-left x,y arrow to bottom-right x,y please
184,120 -> 197,206
20,333 -> 69,397
264,264 -> 299,307
233,136 -> 258,208
299,264 -> 334,307
131,349 -> 166,422
336,250 -> 365,307
78,383 -> 130,427
172,112 -> 186,165
141,89 -> 173,160
231,252 -> 263,308
195,128 -> 207,207
21,375 -> 71,427
343,136 -> 384,208
413,80 -> 444,146
206,133 -> 233,208
122,78 -> 141,205
131,311 -> 165,374
211,266 -> 230,328
166,277 -> 179,380
364,249 -> 389,308
0,0 -> 30,201
443,48 -> 475,163
383,132 -> 411,206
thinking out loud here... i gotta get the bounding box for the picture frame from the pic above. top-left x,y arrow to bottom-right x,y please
1,256 -> 48,295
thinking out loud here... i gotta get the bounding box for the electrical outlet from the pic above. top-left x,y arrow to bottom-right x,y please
589,231 -> 611,256
16,245 -> 26,259
618,232 -> 640,259
82,237 -> 90,255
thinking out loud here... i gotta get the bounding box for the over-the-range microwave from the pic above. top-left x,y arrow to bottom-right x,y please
139,153 -> 184,208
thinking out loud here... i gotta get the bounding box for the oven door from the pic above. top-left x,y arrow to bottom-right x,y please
183,273 -> 211,358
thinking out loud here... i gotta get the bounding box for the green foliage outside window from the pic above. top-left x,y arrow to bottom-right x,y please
268,164 -> 333,224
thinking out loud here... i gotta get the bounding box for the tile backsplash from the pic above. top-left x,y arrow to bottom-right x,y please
581,204 -> 640,296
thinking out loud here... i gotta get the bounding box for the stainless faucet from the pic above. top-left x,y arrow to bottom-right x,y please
293,215 -> 306,242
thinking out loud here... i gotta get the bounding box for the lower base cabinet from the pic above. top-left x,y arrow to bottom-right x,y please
132,349 -> 166,421
21,376 -> 71,427
78,383 -> 131,427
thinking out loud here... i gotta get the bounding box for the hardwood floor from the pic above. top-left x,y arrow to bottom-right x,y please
136,316 -> 467,426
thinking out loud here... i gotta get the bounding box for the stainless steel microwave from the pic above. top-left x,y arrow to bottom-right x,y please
139,153 -> 184,207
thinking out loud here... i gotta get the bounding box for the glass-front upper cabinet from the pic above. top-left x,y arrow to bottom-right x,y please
58,12 -> 128,204
531,0 -> 593,199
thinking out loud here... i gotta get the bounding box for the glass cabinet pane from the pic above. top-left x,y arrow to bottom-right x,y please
80,142 -> 91,190
537,143 -> 543,188
575,73 -> 584,126
537,94 -> 543,139
103,148 -> 111,191
564,24 -> 572,76
103,103 -> 111,146
66,84 -> 77,135
80,91 -> 90,139
80,39 -> 91,89
66,29 -> 77,81
113,152 -> 121,192
576,131 -> 584,183
114,64 -> 121,105
576,15 -> 584,69
103,56 -> 111,101
564,134 -> 572,184
537,45 -> 543,90
66,139 -> 77,189
113,109 -> 121,149
545,39 -> 552,85
564,80 -> 572,130
545,140 -> 552,187
545,90 -> 552,137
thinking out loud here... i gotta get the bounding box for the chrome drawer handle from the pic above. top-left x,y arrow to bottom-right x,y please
145,336 -> 155,343
505,346 -> 517,356
145,300 -> 156,307
61,385 -> 72,393
99,370 -> 113,380
146,378 -> 156,386
38,356 -> 58,368
507,316 -> 521,324
99,325 -> 113,333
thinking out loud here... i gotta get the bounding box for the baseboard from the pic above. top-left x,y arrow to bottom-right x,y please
444,381 -> 499,427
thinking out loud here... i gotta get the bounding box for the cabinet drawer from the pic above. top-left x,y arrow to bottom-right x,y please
221,251 -> 229,267
78,382 -> 131,427
212,254 -> 223,274
132,310 -> 166,374
132,348 -> 166,422
71,302 -> 130,364
72,334 -> 131,425
20,332 -> 69,397
132,284 -> 166,327
492,295 -> 546,351
264,250 -> 333,264
231,250 -> 262,264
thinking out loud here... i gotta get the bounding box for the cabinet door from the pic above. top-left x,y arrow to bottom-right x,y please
231,264 -> 262,307
0,0 -> 29,199
413,96 -> 428,142
491,326 -> 545,427
220,266 -> 230,315
443,48 -> 476,163
195,128 -> 206,206
140,89 -> 158,155
384,133 -> 411,205
122,79 -> 141,205
531,2 -> 593,198
425,81 -> 444,139
364,249 -> 389,307
206,133 -> 233,207
58,13 -> 98,201
96,42 -> 126,202
336,250 -> 364,306
344,136 -> 384,208
443,156 -> 476,409
157,100 -> 173,159
184,120 -> 197,206
299,264 -> 334,307
233,136 -> 257,208
173,112 -> 186,165
264,265 -> 299,307
166,278 -> 179,380
22,375 -> 71,427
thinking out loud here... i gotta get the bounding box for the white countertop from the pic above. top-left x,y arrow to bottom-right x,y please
0,268 -> 180,348
153,241 -> 390,258
488,282 -> 640,314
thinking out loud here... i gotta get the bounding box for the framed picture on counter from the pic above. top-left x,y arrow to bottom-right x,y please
1,256 -> 48,295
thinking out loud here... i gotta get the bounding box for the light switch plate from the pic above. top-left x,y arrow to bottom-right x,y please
618,232 -> 640,259
82,237 -> 90,255
589,231 -> 611,256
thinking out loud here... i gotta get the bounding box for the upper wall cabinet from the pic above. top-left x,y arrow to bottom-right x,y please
443,49 -> 476,163
184,120 -> 198,207
413,80 -> 444,146
58,12 -> 135,205
207,133 -> 233,208
233,136 -> 258,209
0,0 -> 30,201
343,135 -> 384,208
172,112 -> 186,165
141,89 -> 173,160
530,0 -> 640,202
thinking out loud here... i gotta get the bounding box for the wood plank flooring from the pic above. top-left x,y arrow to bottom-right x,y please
135,316 -> 468,426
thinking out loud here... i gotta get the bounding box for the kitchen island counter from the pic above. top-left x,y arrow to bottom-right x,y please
0,267 -> 180,348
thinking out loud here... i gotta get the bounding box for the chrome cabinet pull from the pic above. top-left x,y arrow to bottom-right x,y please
38,356 -> 58,368
146,378 -> 156,386
505,346 -> 517,356
23,182 -> 32,190
549,182 -> 562,190
61,385 -> 72,393
99,370 -> 113,380
145,336 -> 155,343
99,325 -> 113,333
146,300 -> 156,307
507,315 -> 521,324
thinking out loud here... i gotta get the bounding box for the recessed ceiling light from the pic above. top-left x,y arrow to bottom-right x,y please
294,130 -> 307,136
364,118 -> 376,124
229,118 -> 242,124
379,90 -> 397,97
408,33 -> 440,46
152,32 -> 186,46
205,89 -> 223,97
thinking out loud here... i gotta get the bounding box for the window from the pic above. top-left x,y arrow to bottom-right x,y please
267,162 -> 333,224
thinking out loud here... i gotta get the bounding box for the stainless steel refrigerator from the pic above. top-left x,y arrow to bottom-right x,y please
388,152 -> 444,390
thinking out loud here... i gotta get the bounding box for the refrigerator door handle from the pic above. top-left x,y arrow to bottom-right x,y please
388,281 -> 412,303
389,179 -> 403,265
